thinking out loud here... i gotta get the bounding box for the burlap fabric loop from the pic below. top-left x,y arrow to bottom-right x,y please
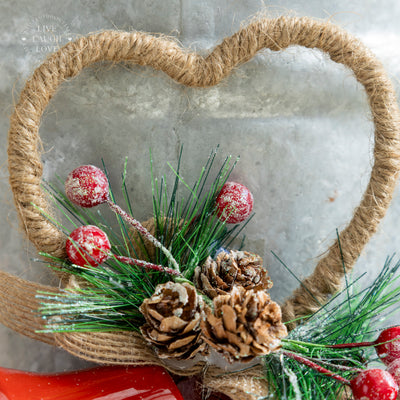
6,16 -> 400,399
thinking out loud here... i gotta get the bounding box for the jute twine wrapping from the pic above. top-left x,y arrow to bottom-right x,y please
6,16 -> 400,399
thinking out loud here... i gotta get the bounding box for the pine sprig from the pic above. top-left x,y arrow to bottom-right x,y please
36,147 -> 251,333
34,147 -> 400,399
149,146 -> 245,279
37,253 -> 160,331
263,256 -> 400,399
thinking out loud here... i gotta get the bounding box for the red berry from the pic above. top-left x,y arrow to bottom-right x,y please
65,165 -> 109,208
388,359 -> 400,387
66,225 -> 111,267
376,327 -> 400,366
351,369 -> 398,400
216,182 -> 253,224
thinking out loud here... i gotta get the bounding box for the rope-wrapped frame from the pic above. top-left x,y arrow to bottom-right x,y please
6,16 -> 400,400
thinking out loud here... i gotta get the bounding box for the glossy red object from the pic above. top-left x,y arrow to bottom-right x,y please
0,365 -> 183,400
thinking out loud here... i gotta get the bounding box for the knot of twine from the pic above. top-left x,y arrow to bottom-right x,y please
6,16 -> 400,400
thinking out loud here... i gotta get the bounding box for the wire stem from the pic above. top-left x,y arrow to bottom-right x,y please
282,351 -> 350,385
106,199 -> 180,271
304,356 -> 363,373
113,255 -> 181,276
328,341 -> 375,349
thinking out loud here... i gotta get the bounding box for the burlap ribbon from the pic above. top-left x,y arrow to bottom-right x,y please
6,16 -> 400,399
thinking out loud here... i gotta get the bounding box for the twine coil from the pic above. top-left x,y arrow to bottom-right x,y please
6,16 -> 400,399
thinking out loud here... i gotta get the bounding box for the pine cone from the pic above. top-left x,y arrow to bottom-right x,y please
139,281 -> 205,359
194,250 -> 272,298
201,286 -> 287,362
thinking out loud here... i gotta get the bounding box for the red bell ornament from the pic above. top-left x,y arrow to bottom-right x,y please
0,365 -> 183,400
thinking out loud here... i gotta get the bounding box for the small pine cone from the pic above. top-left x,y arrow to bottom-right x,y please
194,250 -> 272,298
201,286 -> 287,362
139,281 -> 205,359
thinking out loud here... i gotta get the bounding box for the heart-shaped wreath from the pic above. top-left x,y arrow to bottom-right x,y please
5,16 -> 400,400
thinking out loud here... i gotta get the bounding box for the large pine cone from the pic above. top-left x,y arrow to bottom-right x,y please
139,281 -> 205,359
194,250 -> 272,298
201,286 -> 287,362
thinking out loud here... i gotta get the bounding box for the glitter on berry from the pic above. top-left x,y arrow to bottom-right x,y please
216,181 -> 253,224
65,165 -> 109,208
66,225 -> 111,267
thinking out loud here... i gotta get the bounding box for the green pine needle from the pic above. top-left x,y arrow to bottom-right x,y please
35,147 -> 400,400
36,146 -> 250,333
149,146 -> 243,279
263,255 -> 400,399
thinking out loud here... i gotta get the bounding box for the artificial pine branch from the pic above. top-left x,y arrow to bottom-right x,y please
35,147 -> 400,399
263,255 -> 400,399
37,147 -> 250,332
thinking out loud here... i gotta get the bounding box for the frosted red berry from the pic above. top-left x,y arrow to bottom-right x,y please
350,369 -> 398,400
376,327 -> 400,366
387,359 -> 400,387
65,165 -> 109,208
66,225 -> 111,267
216,182 -> 253,224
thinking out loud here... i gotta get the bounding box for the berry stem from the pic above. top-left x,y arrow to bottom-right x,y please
106,199 -> 180,272
328,341 -> 375,349
282,351 -> 350,385
287,337 -> 378,350
305,356 -> 363,373
113,255 -> 181,276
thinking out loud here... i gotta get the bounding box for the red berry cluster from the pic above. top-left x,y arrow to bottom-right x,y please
64,166 -> 255,273
287,327 -> 400,399
285,349 -> 398,400
64,165 -> 180,275
61,164 -> 400,399
331,327 -> 400,399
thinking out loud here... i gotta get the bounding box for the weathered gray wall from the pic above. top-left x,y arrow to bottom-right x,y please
1,0 -> 400,372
